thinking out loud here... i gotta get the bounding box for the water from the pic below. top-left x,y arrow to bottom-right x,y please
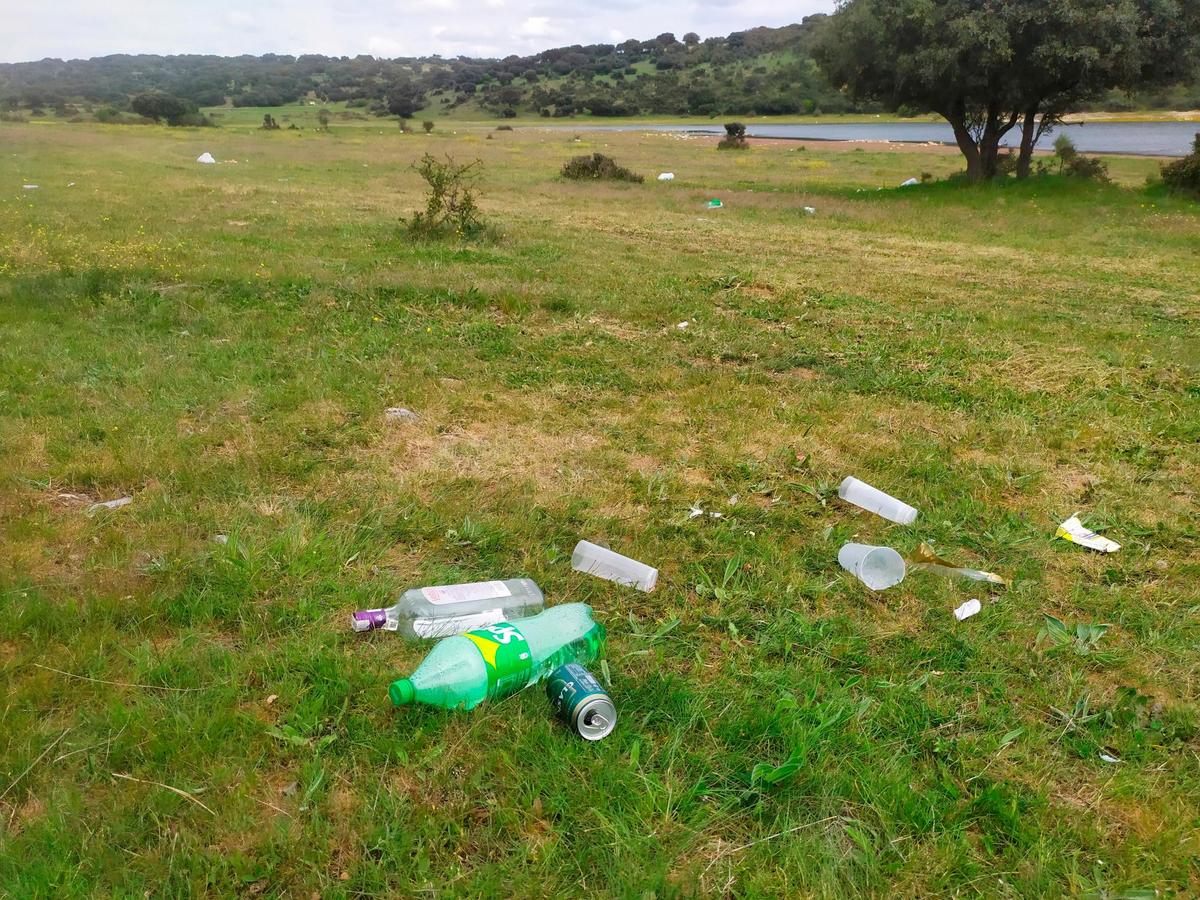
567,120 -> 1198,157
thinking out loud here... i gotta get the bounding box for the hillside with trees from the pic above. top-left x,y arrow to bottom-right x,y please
2,18 -> 1197,123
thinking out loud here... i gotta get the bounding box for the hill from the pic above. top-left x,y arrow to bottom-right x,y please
2,19 -> 1197,124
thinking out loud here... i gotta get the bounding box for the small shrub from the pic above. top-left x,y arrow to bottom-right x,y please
1050,134 -> 1108,181
406,153 -> 487,239
718,121 -> 748,150
422,120 -> 434,133
262,113 -> 280,130
1161,133 -> 1200,196
561,153 -> 644,183
920,171 -> 933,183
316,109 -> 330,130
495,125 -> 513,131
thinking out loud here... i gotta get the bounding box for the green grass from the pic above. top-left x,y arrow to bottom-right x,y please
1,122 -> 1198,897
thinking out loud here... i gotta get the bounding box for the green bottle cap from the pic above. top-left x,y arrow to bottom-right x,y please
389,679 -> 415,706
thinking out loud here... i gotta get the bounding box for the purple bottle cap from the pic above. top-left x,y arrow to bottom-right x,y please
352,609 -> 388,632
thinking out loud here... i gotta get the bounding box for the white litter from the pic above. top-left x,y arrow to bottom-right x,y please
22,184 -> 38,190
385,407 -> 420,423
657,172 -> 675,181
954,598 -> 982,621
676,321 -> 689,330
803,207 -> 816,215
1099,752 -> 1122,764
1056,514 -> 1120,553
196,152 -> 216,164
212,534 -> 229,545
88,496 -> 132,513
688,504 -> 704,519
900,177 -> 920,187
67,182 -> 76,187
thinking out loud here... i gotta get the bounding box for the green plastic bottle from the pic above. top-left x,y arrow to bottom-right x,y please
389,603 -> 606,711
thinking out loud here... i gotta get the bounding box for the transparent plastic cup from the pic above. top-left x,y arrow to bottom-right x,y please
838,476 -> 918,525
838,543 -> 906,590
571,541 -> 658,592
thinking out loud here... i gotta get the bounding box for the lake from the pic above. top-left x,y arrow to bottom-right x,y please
571,120 -> 1199,157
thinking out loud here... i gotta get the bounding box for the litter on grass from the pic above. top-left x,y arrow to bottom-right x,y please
838,543 -> 906,591
676,321 -> 689,330
911,543 -> 1008,586
657,172 -> 675,181
22,184 -> 39,190
196,152 -> 216,164
1099,751 -> 1123,764
803,206 -> 816,215
837,476 -> 918,525
88,496 -> 132,513
572,540 -> 658,592
900,177 -> 920,187
706,198 -> 723,209
385,407 -> 420,423
954,598 -> 982,621
1056,514 -> 1120,553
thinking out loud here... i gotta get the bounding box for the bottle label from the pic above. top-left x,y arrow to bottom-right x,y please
422,581 -> 512,606
463,622 -> 533,699
412,609 -> 504,639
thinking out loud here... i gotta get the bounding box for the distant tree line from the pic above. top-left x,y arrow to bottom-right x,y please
1,18 -> 1197,123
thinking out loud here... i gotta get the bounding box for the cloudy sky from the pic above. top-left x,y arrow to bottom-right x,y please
2,1 -> 836,64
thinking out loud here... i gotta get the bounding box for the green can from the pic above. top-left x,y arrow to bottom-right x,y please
546,663 -> 616,741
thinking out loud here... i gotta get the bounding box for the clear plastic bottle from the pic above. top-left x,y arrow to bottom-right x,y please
389,603 -> 606,711
352,578 -> 544,639
571,540 -> 658,592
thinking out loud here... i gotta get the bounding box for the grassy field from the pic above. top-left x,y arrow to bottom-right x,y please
1,121 -> 1198,897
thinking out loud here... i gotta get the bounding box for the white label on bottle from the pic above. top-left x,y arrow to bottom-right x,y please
421,581 -> 512,605
413,609 -> 505,638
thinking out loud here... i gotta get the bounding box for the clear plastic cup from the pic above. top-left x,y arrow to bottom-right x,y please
838,476 -> 918,525
838,543 -> 906,590
571,540 -> 658,592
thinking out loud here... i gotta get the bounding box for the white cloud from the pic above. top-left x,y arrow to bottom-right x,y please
0,0 -> 835,63
516,16 -> 557,38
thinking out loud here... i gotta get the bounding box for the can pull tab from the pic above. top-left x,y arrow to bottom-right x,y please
585,712 -> 609,729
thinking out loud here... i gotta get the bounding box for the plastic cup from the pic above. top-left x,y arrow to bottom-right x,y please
838,543 -> 906,590
571,540 -> 658,592
838,476 -> 918,525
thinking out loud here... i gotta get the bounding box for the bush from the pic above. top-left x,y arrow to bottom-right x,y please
406,153 -> 487,239
1049,134 -> 1109,182
718,121 -> 748,150
560,153 -> 644,183
1161,133 -> 1200,195
422,120 -> 434,133
94,105 -> 122,123
495,125 -> 513,131
262,113 -> 280,130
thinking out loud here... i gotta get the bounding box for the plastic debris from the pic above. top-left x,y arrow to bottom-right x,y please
384,407 -> 420,423
572,540 -> 658,592
676,321 -> 689,330
911,543 -> 1008,586
22,184 -> 39,190
1099,751 -> 1123,764
196,152 -> 216,164
1056,514 -> 1120,553
838,543 -> 906,591
954,598 -> 982,621
67,182 -> 76,187
389,604 -> 605,710
353,578 -> 545,638
212,534 -> 229,545
803,206 -> 816,215
900,177 -> 920,187
837,476 -> 918,525
88,496 -> 132,513
688,504 -> 704,519
706,198 -> 723,209
657,172 -> 675,181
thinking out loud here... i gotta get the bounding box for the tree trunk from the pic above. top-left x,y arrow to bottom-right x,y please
946,115 -> 982,182
1017,106 -> 1038,179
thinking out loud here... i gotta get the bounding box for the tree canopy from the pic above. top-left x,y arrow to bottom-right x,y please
815,0 -> 1200,180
